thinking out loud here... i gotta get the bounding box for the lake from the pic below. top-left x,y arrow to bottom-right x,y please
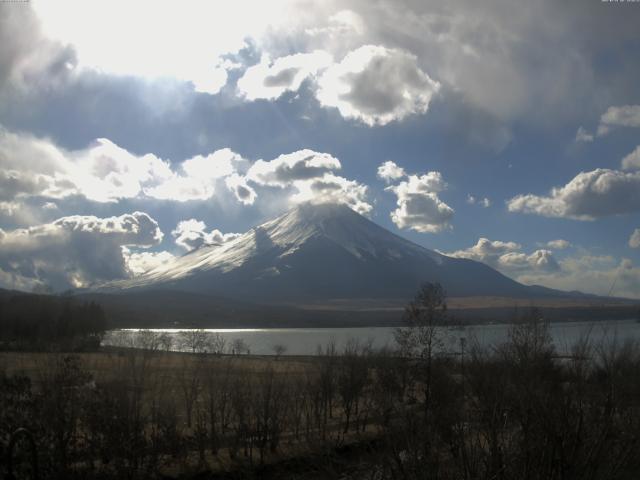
102,319 -> 640,356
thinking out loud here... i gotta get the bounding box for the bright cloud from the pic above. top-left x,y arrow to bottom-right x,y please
31,0 -> 296,95
225,174 -> 257,205
237,50 -> 332,100
447,237 -> 521,264
290,173 -> 372,215
0,129 -> 254,204
145,148 -> 247,202
0,211 -> 163,290
377,161 -> 406,183
316,45 -> 440,126
172,219 -> 241,252
247,149 -> 341,187
387,172 -> 453,233
545,239 -> 571,250
630,229 -> 640,249
0,129 -> 375,211
507,168 -> 640,220
597,105 -> 640,136
446,237 -> 560,274
621,146 -> 640,171
246,149 -> 371,214
122,247 -> 175,276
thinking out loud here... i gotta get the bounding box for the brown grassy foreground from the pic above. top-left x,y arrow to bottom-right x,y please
3,315 -> 640,479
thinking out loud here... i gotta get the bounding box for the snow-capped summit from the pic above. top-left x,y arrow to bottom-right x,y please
101,202 -> 556,302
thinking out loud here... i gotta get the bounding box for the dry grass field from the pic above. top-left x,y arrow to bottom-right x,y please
4,314 -> 640,479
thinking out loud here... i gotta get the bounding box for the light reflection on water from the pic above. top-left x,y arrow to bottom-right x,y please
103,319 -> 640,356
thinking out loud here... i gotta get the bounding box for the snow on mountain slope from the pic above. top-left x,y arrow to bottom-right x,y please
100,203 -> 556,301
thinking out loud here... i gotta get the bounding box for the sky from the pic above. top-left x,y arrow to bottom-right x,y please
0,0 -> 639,298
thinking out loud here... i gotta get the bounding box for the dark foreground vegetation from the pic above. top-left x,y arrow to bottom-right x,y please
1,284 -> 640,479
0,290 -> 107,351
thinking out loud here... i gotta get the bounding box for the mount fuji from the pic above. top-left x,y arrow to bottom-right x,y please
101,203 -> 567,304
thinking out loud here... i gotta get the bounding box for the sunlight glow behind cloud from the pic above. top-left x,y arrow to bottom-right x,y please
32,0 -> 290,93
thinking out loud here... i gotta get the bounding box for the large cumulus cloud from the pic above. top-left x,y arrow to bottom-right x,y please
0,128 -> 253,205
247,149 -> 372,214
247,149 -> 341,187
386,171 -> 454,233
315,45 -> 440,126
507,168 -> 640,220
0,128 -> 372,218
0,211 -> 164,291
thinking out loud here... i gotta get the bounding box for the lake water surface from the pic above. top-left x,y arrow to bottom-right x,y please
103,319 -> 640,356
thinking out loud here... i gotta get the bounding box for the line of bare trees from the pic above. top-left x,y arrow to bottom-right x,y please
2,283 -> 640,479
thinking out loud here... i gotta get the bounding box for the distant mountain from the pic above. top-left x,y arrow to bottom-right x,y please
100,203 -> 580,303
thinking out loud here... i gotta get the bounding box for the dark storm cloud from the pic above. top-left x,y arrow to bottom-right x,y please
0,211 -> 163,291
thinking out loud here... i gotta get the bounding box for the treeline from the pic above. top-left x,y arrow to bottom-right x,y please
0,292 -> 107,350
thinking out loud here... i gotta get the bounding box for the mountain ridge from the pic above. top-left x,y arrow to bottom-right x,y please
99,203 -> 586,302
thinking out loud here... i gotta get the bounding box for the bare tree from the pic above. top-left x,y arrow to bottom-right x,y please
394,282 -> 448,414
272,344 -> 287,359
176,355 -> 204,428
206,332 -> 227,355
230,338 -> 249,355
178,329 -> 208,353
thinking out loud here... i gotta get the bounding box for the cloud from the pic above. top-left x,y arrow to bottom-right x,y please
290,173 -> 372,215
305,9 -> 365,39
377,161 -> 406,183
316,45 -> 440,126
498,249 -> 561,273
466,194 -> 491,208
171,219 -> 241,252
449,238 -> 639,299
0,129 -> 173,202
145,148 -> 247,202
507,168 -> 640,220
225,174 -> 257,205
237,50 -> 332,100
575,126 -> 593,143
0,128 -> 255,204
447,237 -> 520,263
446,237 -> 560,275
246,149 -> 371,214
621,146 -> 640,171
282,0 -> 623,125
122,247 -> 175,276
0,128 -> 374,212
518,256 -> 640,300
597,105 -> 640,136
386,172 -> 453,233
7,0 -> 639,131
0,3 -> 77,95
0,211 -> 163,291
247,149 -> 341,187
29,1 -> 292,95
545,239 -> 571,250
630,229 -> 640,249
